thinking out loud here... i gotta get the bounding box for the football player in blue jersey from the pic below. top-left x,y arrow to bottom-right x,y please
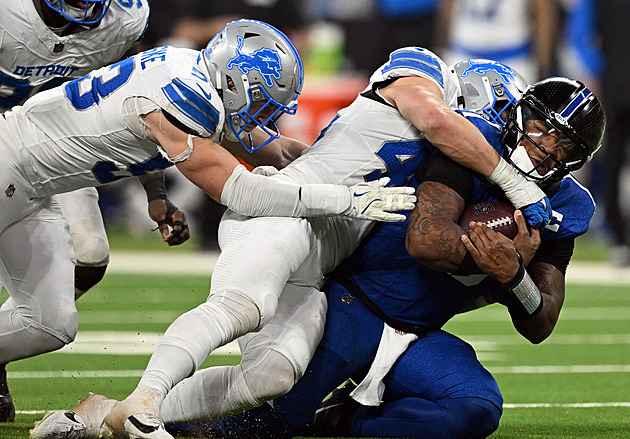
159,76 -> 605,439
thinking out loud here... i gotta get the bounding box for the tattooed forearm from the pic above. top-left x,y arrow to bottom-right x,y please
406,181 -> 467,271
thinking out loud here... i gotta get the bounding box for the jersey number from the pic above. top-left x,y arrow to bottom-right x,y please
365,140 -> 433,186
92,155 -> 172,184
65,57 -> 135,110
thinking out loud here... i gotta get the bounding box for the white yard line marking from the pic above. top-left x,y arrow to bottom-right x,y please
490,365 -> 630,374
10,364 -> 630,379
54,331 -> 241,356
18,402 -> 630,416
503,402 -> 630,408
106,251 -> 630,286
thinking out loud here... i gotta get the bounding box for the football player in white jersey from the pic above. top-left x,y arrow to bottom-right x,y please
0,0 -> 169,423
32,41 -> 557,438
1,18 -> 416,433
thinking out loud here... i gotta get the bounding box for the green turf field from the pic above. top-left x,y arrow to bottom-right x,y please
1,252 -> 629,438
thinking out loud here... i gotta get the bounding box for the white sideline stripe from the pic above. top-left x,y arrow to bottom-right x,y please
465,333 -> 630,350
50,331 -> 630,356
107,251 -> 630,285
490,365 -> 630,374
55,331 -> 241,356
17,402 -> 630,416
108,251 -> 218,275
449,306 -> 630,322
10,364 -> 630,379
503,402 -> 630,408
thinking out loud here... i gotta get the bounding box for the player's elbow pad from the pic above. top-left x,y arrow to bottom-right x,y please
220,165 -> 351,217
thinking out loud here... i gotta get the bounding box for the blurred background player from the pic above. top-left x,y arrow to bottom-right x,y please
436,0 -> 558,83
591,0 -> 630,265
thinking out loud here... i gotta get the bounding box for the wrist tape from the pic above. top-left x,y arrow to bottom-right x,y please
502,253 -> 543,317
141,174 -> 167,202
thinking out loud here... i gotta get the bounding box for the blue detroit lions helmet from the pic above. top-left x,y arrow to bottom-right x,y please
200,19 -> 304,152
452,59 -> 529,126
44,0 -> 112,25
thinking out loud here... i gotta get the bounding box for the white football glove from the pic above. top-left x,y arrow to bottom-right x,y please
344,177 -> 417,222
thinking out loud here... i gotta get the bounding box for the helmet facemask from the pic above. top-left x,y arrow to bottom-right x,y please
453,59 -> 529,126
224,79 -> 297,152
502,96 -> 590,184
44,0 -> 112,25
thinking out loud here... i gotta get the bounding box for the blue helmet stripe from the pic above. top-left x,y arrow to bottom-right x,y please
162,79 -> 221,134
381,49 -> 444,87
561,88 -> 592,120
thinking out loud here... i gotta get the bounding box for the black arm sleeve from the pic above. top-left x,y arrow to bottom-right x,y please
414,150 -> 476,201
530,237 -> 575,275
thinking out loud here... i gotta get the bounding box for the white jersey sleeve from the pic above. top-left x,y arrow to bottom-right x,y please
366,47 -> 461,109
4,46 -> 224,197
0,0 -> 150,111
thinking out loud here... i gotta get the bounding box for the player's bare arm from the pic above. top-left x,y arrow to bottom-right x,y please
462,222 -> 562,344
406,181 -> 467,272
142,110 -> 241,202
380,76 -> 501,177
381,76 -> 551,228
222,130 -> 309,169
141,110 -> 414,221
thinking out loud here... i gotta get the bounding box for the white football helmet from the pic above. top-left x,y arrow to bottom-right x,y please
451,59 -> 529,126
43,0 -> 112,25
199,19 -> 304,152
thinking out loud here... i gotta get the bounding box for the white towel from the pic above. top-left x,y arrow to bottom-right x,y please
350,323 -> 418,406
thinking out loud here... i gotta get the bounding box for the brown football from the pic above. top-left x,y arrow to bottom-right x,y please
458,201 -> 517,239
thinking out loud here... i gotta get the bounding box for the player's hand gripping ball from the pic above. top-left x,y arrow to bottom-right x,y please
458,201 -> 517,239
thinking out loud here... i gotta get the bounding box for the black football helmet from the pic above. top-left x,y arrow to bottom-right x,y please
501,77 -> 605,184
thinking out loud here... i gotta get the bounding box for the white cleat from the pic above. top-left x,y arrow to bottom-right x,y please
99,414 -> 173,439
29,394 -> 118,439
30,411 -> 88,439
124,414 -> 173,439
100,387 -> 170,439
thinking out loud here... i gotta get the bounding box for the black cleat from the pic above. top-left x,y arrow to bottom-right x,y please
306,380 -> 361,437
0,363 -> 15,422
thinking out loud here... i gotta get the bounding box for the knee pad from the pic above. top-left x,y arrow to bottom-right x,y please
42,307 -> 79,346
241,349 -> 296,406
1,308 -> 77,362
205,290 -> 263,335
72,233 -> 110,267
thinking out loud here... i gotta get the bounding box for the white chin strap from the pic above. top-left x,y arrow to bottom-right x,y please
510,145 -> 543,181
